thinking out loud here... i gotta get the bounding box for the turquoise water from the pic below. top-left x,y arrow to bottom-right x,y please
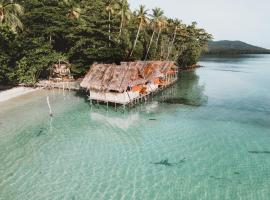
0,55 -> 270,200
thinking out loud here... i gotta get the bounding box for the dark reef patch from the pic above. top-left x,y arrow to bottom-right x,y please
151,158 -> 186,167
248,151 -> 270,154
36,128 -> 46,137
161,97 -> 202,106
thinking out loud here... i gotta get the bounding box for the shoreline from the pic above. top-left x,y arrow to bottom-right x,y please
0,87 -> 38,103
180,64 -> 203,71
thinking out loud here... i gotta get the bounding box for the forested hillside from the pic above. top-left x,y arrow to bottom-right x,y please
204,40 -> 270,55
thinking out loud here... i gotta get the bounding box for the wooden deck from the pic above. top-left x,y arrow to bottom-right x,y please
36,80 -> 81,91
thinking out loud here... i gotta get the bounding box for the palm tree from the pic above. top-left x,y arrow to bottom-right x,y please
106,1 -> 119,41
130,5 -> 149,57
117,0 -> 130,37
172,24 -> 188,60
144,7 -> 164,60
154,16 -> 167,58
166,19 -> 182,60
63,0 -> 82,19
0,0 -> 24,31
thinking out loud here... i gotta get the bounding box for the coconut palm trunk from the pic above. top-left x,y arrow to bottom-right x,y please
166,29 -> 177,60
49,34 -> 52,45
116,1 -> 130,39
119,9 -> 124,36
130,21 -> 142,57
144,30 -> 155,60
154,28 -> 162,57
108,11 -> 111,41
0,9 -> 4,25
174,46 -> 185,61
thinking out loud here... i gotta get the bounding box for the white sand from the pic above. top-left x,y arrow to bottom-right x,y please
0,87 -> 38,103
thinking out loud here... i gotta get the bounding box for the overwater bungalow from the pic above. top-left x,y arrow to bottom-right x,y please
80,61 -> 178,106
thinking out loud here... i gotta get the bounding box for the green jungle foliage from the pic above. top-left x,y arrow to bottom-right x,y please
0,0 -> 212,85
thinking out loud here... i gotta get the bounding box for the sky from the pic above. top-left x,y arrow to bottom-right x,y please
129,0 -> 270,49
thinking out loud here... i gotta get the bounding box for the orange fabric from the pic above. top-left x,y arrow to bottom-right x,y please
132,85 -> 148,94
154,78 -> 161,85
154,78 -> 165,85
140,87 -> 147,94
132,85 -> 143,92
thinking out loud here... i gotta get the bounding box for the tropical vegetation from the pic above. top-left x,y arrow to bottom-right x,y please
0,0 -> 212,85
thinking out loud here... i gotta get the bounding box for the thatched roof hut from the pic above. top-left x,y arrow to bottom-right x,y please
50,60 -> 72,80
81,61 -> 176,92
80,61 -> 178,105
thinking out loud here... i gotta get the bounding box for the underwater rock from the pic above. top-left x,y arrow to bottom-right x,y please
36,128 -> 45,137
209,175 -> 223,180
209,175 -> 233,182
209,175 -> 242,185
36,130 -> 43,137
248,150 -> 270,154
178,158 -> 186,164
152,158 -> 186,167
161,97 -> 202,106
153,159 -> 173,166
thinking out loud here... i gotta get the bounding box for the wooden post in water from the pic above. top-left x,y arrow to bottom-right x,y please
46,96 -> 53,117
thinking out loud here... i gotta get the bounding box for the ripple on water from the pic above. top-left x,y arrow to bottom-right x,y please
1,55 -> 270,199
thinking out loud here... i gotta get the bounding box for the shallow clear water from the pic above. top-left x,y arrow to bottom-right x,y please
0,55 -> 270,200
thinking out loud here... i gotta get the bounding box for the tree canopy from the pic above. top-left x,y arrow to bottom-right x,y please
0,0 -> 212,85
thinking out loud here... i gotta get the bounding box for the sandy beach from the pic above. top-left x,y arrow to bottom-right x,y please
0,87 -> 38,103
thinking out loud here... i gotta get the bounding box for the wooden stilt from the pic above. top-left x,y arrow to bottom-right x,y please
46,96 -> 53,117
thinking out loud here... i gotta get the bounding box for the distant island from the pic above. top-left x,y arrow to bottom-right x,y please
204,40 -> 270,55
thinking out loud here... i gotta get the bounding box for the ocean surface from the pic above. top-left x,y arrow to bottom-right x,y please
0,55 -> 270,200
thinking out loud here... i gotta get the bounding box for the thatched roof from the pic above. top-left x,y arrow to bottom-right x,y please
80,61 -> 176,92
51,60 -> 71,77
